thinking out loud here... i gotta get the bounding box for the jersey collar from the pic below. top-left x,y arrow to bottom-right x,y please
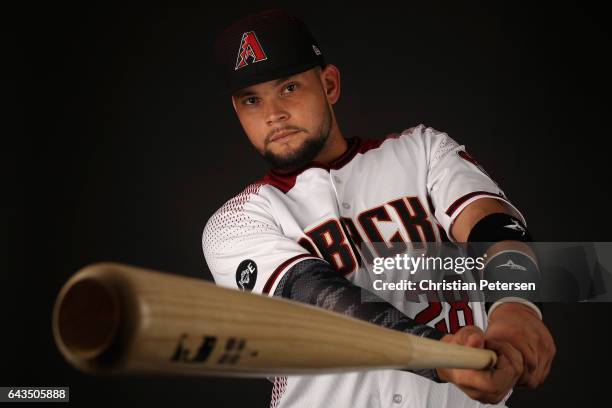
260,137 -> 362,193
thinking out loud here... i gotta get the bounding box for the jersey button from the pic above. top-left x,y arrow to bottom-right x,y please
342,202 -> 351,209
392,394 -> 403,404
333,176 -> 342,183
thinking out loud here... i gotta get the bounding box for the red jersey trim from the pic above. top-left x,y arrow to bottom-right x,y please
445,191 -> 504,217
260,136 -> 389,194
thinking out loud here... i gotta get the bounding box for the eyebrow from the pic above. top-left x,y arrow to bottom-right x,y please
234,75 -> 297,98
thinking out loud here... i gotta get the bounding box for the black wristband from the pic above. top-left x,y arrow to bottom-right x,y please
481,250 -> 541,306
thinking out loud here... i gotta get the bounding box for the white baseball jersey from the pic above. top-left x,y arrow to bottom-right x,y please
203,124 -> 525,408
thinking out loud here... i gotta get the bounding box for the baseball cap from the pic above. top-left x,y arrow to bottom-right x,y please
213,9 -> 326,94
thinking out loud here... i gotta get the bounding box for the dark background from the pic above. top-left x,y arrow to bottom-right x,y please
8,0 -> 611,406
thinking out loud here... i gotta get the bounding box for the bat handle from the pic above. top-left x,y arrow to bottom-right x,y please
485,349 -> 498,369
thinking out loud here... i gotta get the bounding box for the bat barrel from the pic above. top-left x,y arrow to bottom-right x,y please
53,262 -> 498,378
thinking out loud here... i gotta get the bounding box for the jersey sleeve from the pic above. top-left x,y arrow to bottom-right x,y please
411,125 -> 526,242
202,183 -> 321,296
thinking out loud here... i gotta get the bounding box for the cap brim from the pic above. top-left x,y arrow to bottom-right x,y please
223,60 -> 326,96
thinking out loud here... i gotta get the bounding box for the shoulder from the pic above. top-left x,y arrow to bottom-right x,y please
357,124 -> 458,163
395,124 -> 457,150
358,124 -> 455,149
202,182 -> 278,249
204,181 -> 276,229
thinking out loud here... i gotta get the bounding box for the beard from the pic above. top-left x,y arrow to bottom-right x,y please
263,104 -> 333,171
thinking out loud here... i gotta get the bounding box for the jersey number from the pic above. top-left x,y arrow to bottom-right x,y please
406,278 -> 474,334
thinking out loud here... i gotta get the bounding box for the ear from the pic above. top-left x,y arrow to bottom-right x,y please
231,97 -> 238,112
320,64 -> 341,105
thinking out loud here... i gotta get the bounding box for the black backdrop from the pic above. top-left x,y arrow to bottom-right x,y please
8,1 -> 611,406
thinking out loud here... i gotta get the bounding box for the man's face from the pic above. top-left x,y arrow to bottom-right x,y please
232,67 -> 333,170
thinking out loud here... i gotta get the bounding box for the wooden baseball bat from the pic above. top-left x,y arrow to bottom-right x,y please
52,262 -> 497,377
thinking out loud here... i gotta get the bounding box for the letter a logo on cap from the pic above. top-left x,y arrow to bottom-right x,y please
235,31 -> 268,70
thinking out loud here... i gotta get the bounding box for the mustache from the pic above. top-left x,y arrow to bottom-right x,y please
266,126 -> 307,143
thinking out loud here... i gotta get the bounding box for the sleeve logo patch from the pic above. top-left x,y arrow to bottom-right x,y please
236,259 -> 258,291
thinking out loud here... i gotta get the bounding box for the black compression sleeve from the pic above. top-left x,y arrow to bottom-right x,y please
273,258 -> 446,382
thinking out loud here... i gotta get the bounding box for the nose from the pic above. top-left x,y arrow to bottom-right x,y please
265,99 -> 290,125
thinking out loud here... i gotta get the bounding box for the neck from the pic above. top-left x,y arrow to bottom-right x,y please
313,114 -> 347,165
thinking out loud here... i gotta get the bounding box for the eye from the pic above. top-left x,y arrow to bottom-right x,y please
282,83 -> 298,94
243,96 -> 259,105
243,96 -> 259,106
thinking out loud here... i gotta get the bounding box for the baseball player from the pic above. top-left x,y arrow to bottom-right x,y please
204,9 -> 555,408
